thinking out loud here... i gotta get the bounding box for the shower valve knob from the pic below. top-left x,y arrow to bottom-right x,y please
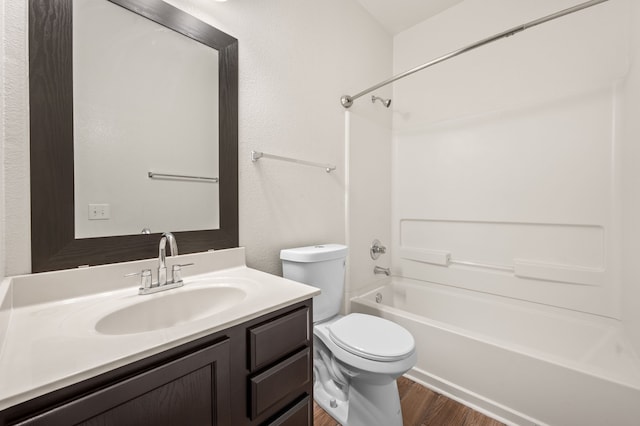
370,239 -> 387,260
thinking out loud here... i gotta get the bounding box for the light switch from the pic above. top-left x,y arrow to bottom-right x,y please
88,204 -> 110,220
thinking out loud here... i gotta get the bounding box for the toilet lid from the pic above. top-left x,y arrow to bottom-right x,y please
328,314 -> 415,362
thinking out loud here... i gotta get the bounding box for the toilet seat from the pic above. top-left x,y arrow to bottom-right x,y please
328,313 -> 415,362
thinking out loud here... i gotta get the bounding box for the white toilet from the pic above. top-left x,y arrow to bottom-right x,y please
280,244 -> 416,426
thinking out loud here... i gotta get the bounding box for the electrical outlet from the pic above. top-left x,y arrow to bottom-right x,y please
88,204 -> 110,220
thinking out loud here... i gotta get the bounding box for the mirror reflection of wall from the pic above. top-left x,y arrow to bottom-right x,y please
73,0 -> 220,239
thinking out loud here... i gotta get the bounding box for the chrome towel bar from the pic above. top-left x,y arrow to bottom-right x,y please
251,150 -> 336,173
148,171 -> 219,183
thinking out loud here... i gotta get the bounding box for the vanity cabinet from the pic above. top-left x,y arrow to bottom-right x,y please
0,300 -> 312,426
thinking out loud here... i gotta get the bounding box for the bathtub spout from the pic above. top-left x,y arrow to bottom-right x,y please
374,266 -> 391,276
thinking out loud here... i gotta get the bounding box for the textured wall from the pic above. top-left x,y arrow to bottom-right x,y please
2,0 -> 30,276
164,0 -> 392,275
1,0 -> 391,276
0,0 -> 5,280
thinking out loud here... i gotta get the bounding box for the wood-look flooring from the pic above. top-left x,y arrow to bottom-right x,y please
313,376 -> 505,426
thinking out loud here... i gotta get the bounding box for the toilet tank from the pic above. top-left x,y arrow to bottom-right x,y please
280,244 -> 348,323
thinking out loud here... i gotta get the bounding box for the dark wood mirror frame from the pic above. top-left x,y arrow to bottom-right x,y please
29,0 -> 238,272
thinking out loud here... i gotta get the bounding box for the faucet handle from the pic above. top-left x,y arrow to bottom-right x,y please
171,263 -> 194,283
125,269 -> 153,290
370,239 -> 387,260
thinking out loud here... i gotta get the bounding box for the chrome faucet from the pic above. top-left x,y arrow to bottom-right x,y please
374,266 -> 391,276
158,232 -> 178,286
126,232 -> 193,295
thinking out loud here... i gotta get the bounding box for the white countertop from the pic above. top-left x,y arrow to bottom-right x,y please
0,248 -> 319,411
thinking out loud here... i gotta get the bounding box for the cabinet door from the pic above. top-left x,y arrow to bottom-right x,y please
18,339 -> 231,426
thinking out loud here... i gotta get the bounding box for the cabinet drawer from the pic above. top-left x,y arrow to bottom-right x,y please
249,348 -> 310,420
265,395 -> 311,426
248,307 -> 309,371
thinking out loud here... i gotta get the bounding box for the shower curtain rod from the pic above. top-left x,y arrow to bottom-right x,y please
340,0 -> 611,108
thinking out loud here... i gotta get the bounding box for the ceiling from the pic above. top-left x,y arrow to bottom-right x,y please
355,0 -> 464,35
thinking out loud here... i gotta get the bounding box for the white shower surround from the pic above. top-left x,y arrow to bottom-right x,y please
391,0 -> 628,317
347,0 -> 640,424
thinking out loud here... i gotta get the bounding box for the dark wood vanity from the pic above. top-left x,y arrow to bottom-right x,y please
0,300 -> 313,426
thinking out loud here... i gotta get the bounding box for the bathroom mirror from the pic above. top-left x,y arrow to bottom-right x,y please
29,0 -> 238,272
73,0 -> 221,239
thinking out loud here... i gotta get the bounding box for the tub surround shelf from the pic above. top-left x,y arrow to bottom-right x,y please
399,246 -> 604,286
0,248 -> 319,417
397,220 -> 611,316
513,259 -> 604,286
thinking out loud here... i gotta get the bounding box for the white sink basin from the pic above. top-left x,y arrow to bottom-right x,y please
95,285 -> 247,335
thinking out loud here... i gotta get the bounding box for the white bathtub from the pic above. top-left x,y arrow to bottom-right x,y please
351,277 -> 640,426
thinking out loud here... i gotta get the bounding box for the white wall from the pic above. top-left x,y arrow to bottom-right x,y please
0,0 -> 6,280
1,0 -> 391,276
392,0 -> 629,318
621,1 -> 640,354
164,0 -> 392,275
2,0 -> 30,276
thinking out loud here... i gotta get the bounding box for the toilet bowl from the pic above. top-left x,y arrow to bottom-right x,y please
280,244 -> 416,426
313,314 -> 417,426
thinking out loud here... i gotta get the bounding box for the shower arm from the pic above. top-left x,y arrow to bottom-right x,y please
340,0 -> 610,108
